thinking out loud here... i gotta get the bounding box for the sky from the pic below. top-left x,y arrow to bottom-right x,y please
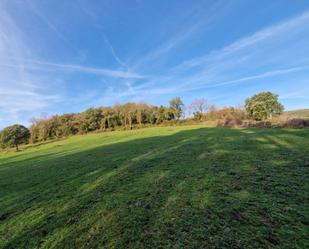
1,0 -> 309,128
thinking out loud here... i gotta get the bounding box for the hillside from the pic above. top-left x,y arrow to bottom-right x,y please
282,109 -> 309,118
0,126 -> 308,248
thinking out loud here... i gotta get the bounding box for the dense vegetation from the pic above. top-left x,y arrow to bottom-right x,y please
28,102 -> 180,143
1,92 -> 292,150
0,126 -> 308,248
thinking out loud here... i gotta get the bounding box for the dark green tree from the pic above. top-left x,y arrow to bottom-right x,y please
193,112 -> 203,120
245,92 -> 284,121
25,99 -> 208,143
0,124 -> 30,151
81,108 -> 103,132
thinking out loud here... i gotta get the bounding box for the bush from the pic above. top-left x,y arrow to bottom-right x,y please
242,118 -> 309,128
215,107 -> 245,127
284,118 -> 309,128
242,121 -> 273,128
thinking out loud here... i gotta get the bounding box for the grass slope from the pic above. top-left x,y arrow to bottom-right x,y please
0,126 -> 308,249
282,109 -> 309,118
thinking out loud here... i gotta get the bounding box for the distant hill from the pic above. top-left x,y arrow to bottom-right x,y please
281,109 -> 309,118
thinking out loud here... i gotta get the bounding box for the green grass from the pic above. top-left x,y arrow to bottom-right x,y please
0,125 -> 308,249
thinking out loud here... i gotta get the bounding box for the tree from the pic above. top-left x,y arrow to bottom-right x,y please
123,103 -> 137,129
136,102 -> 148,126
0,124 -> 30,151
192,112 -> 201,120
189,98 -> 209,120
169,97 -> 184,119
24,99 -> 199,143
245,92 -> 284,121
81,108 -> 102,132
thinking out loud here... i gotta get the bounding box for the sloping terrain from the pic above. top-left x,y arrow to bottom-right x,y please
282,109 -> 309,118
0,126 -> 308,249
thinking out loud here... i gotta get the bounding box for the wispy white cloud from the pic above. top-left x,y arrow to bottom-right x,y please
0,59 -> 144,79
0,1 -> 145,128
103,66 -> 309,102
25,0 -> 76,50
184,66 -> 309,91
102,34 -> 129,69
122,10 -> 309,100
77,2 -> 129,69
1,0 -> 309,128
133,0 -> 228,67
0,2 -> 63,128
173,11 -> 309,71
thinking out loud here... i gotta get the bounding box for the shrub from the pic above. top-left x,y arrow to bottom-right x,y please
216,107 -> 245,127
242,121 -> 273,128
284,118 -> 309,128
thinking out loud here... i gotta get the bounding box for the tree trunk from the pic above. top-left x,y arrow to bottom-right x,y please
100,118 -> 106,131
137,110 -> 142,126
129,116 -> 132,130
15,143 -> 19,151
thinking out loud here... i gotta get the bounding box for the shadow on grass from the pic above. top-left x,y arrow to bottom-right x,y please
0,127 -> 308,249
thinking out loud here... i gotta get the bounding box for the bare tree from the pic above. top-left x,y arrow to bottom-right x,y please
189,98 -> 209,115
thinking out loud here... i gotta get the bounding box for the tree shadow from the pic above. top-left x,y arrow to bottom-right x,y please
0,127 -> 308,248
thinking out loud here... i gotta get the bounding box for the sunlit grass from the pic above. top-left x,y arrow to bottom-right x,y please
0,125 -> 308,248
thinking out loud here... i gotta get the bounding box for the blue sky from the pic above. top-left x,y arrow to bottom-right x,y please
1,0 -> 309,128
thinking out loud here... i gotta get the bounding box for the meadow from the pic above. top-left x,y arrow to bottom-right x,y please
0,125 -> 308,248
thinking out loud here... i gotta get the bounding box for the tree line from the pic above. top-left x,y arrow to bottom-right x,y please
1,92 -> 284,150
28,99 -> 184,143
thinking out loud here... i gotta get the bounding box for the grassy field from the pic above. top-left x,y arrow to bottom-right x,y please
0,125 -> 308,249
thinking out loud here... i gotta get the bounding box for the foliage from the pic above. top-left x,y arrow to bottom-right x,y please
169,97 -> 184,119
193,111 -> 203,120
203,105 -> 218,121
0,124 -> 30,150
28,103 -> 180,143
242,121 -> 273,128
10,93 -> 287,145
242,118 -> 309,129
81,108 -> 103,132
245,92 -> 284,121
216,107 -> 246,127
284,118 -> 309,128
0,126 -> 308,248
